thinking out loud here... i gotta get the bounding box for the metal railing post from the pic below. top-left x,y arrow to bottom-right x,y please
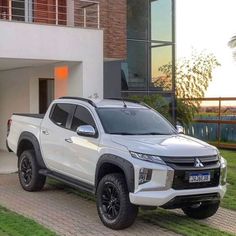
55,0 -> 59,25
83,7 -> 86,27
8,0 -> 12,20
97,3 -> 100,29
217,97 -> 222,146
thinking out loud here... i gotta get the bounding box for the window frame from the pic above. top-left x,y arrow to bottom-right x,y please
49,103 -> 76,130
69,104 -> 99,139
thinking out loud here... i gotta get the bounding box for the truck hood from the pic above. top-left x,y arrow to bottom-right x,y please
111,134 -> 218,157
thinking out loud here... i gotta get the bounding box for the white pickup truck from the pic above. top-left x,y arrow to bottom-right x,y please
7,97 -> 227,230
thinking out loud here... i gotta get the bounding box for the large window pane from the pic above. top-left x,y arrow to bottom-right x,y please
127,0 -> 148,40
150,45 -> 173,91
12,0 -> 25,21
123,41 -> 148,91
151,0 -> 172,41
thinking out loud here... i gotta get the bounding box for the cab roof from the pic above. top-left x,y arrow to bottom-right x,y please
58,97 -> 148,109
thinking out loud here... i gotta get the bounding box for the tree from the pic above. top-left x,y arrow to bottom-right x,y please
228,36 -> 236,60
157,50 -> 220,125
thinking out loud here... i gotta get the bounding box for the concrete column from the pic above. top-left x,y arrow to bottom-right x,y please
67,61 -> 103,99
66,0 -> 75,27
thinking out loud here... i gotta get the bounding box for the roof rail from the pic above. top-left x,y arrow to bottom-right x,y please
59,96 -> 97,108
107,97 -> 151,109
107,97 -> 141,104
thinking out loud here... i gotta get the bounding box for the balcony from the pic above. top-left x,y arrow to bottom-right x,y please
0,0 -> 100,29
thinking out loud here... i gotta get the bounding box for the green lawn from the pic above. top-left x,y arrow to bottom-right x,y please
140,209 -> 233,236
0,206 -> 56,236
220,149 -> 236,210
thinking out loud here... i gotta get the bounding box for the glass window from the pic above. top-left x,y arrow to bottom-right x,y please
151,0 -> 172,41
125,40 -> 148,91
97,108 -> 176,135
12,0 -> 25,21
150,44 -> 173,91
127,0 -> 149,40
71,105 -> 96,131
50,104 -> 75,128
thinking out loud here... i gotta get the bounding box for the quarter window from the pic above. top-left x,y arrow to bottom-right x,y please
50,103 -> 75,128
71,106 -> 96,131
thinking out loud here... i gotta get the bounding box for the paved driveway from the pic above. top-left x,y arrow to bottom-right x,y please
0,150 -> 17,174
0,174 -> 179,236
0,151 -> 235,236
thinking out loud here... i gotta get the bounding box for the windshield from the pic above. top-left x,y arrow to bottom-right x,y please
97,108 -> 176,135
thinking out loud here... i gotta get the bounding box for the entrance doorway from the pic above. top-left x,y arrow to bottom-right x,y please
39,78 -> 54,114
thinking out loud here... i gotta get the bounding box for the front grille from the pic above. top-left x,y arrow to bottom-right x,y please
172,168 -> 220,190
161,155 -> 220,190
161,155 -> 219,169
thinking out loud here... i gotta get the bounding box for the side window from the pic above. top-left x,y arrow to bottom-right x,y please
71,105 -> 96,131
50,103 -> 75,128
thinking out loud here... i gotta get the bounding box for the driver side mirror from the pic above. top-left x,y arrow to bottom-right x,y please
176,125 -> 184,134
76,125 -> 96,137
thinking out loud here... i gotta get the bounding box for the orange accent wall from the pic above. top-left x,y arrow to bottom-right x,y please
54,66 -> 68,98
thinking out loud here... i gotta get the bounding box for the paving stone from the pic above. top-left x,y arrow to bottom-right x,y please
0,174 -> 179,236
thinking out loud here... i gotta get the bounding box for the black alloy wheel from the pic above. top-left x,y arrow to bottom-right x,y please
20,156 -> 33,185
18,150 -> 46,192
101,182 -> 120,220
96,173 -> 138,230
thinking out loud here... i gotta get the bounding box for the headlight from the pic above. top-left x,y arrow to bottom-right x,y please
130,151 -> 166,165
220,156 -> 227,185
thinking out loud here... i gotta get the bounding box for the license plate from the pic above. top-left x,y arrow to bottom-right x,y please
189,172 -> 211,183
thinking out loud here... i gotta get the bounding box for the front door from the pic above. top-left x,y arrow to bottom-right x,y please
62,104 -> 100,184
39,78 -> 54,114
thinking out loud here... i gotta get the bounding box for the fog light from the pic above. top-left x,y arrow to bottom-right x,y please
139,168 -> 152,185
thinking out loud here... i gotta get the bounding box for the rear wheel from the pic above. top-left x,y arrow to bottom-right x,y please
96,173 -> 138,230
182,201 -> 220,219
18,150 -> 46,192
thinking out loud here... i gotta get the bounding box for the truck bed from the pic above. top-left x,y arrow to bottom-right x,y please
13,113 -> 45,119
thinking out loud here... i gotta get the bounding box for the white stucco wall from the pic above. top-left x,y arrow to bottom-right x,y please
0,21 -> 104,99
0,21 -> 104,150
0,65 -> 56,150
0,68 -> 30,150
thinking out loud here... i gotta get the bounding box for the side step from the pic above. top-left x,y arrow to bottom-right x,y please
39,169 -> 95,194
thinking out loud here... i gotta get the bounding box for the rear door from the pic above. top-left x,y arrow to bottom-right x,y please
40,102 -> 76,175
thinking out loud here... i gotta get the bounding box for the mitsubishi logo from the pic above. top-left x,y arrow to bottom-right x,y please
194,158 -> 204,168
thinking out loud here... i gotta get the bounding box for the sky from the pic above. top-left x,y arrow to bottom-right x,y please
176,0 -> 236,98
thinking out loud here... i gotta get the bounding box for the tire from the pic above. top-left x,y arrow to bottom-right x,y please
96,173 -> 138,230
18,150 -> 46,192
182,201 -> 220,219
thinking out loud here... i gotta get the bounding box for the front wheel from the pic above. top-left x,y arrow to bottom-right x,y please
182,201 -> 220,219
96,173 -> 138,230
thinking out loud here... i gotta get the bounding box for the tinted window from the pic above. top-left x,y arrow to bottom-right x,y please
71,105 -> 96,131
97,108 -> 175,135
50,104 -> 74,128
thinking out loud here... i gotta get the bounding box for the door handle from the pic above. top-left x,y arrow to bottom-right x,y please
42,129 -> 49,135
65,138 -> 73,144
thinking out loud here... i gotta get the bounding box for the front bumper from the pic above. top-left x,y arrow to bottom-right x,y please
129,184 -> 226,207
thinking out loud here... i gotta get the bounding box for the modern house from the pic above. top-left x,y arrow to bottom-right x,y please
0,0 -> 175,150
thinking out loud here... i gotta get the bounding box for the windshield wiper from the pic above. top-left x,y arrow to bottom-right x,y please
110,132 -> 140,135
138,132 -> 172,135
